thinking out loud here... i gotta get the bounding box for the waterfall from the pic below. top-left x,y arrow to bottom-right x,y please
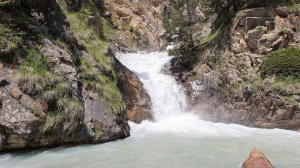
116,51 -> 299,137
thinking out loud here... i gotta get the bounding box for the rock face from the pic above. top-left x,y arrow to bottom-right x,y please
169,4 -> 300,130
0,0 -> 158,151
114,58 -> 152,123
0,0 -> 159,151
103,0 -> 167,52
242,148 -> 274,168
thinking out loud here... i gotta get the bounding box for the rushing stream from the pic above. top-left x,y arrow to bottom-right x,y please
1,52 -> 300,168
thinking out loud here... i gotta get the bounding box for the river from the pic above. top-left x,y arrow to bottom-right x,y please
0,51 -> 300,168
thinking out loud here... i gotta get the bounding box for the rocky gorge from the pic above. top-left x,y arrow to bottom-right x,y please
0,0 -> 300,167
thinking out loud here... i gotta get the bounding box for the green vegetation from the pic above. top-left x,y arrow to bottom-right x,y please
58,1 -> 124,113
266,78 -> 300,96
260,48 -> 300,78
18,50 -> 60,94
0,0 -> 18,7
59,1 -> 113,71
287,3 -> 300,12
18,49 -> 83,134
0,24 -> 23,62
79,58 -> 124,112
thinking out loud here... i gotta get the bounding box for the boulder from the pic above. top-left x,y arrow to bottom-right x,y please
114,58 -> 153,123
242,148 -> 274,168
287,14 -> 300,32
239,8 -> 275,27
245,17 -> 273,32
259,33 -> 277,48
246,27 -> 266,50
271,109 -> 291,122
87,15 -> 105,39
83,90 -> 130,142
232,32 -> 250,54
276,6 -> 290,18
265,21 -> 275,32
271,35 -> 290,50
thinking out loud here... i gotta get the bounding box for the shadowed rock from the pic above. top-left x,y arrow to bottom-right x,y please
114,58 -> 153,123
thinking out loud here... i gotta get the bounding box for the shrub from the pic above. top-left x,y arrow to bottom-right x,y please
260,48 -> 300,78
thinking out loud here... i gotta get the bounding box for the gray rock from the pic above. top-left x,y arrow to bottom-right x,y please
271,109 -> 290,122
245,17 -> 273,32
276,6 -> 290,17
246,27 -> 266,50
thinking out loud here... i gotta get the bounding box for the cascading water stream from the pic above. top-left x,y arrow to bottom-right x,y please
1,51 -> 300,168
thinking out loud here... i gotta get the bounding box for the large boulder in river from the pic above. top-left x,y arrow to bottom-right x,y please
242,148 -> 274,168
114,58 -> 153,123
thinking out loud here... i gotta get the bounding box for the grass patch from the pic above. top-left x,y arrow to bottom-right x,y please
79,58 -> 124,113
0,24 -> 23,62
18,49 -> 84,135
287,3 -> 300,12
267,78 -> 300,96
58,1 -> 124,113
260,48 -> 300,78
59,1 -> 113,71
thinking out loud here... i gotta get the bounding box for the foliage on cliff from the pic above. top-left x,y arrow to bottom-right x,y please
1,0 -> 124,135
260,48 -> 300,78
58,0 -> 124,113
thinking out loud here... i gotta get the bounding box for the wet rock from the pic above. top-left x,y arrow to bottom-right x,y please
242,148 -> 274,168
114,58 -> 152,123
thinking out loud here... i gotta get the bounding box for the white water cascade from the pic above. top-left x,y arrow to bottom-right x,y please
1,51 -> 300,168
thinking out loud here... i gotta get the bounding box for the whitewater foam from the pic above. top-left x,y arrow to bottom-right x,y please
116,52 -> 300,138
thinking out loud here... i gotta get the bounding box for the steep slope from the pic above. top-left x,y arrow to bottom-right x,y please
0,0 -> 157,151
165,1 -> 300,130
